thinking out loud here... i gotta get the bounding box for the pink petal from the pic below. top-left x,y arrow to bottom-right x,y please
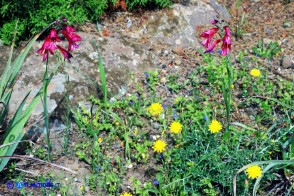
57,45 -> 73,61
205,39 -> 221,53
224,26 -> 231,36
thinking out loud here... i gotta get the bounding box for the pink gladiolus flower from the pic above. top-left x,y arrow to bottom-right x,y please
221,26 -> 231,56
38,29 -> 61,61
205,39 -> 221,53
60,26 -> 82,51
57,45 -> 73,62
200,27 -> 218,48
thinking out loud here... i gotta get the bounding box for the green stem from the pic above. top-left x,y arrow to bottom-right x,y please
222,56 -> 233,131
44,56 -> 51,161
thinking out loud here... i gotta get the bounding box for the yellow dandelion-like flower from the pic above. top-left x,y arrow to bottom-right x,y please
231,84 -> 234,89
245,165 -> 262,179
79,185 -> 84,191
152,140 -> 167,153
115,121 -> 119,126
209,120 -> 222,133
120,192 -> 132,196
147,103 -> 163,116
98,137 -> 103,143
170,121 -> 182,134
250,69 -> 261,77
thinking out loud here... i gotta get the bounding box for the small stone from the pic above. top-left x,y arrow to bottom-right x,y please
74,177 -> 79,182
163,50 -> 169,56
172,47 -> 185,56
283,22 -> 291,28
281,55 -> 294,69
175,39 -> 181,45
175,59 -> 182,65
126,163 -> 133,169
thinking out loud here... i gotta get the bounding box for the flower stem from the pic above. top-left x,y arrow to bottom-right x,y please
44,56 -> 51,161
221,56 -> 233,131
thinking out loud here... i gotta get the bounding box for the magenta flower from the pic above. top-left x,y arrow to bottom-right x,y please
57,45 -> 73,62
205,39 -> 221,53
200,27 -> 218,48
221,26 -> 231,56
37,29 -> 61,61
60,26 -> 82,51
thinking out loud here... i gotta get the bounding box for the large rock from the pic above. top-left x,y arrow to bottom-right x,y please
8,1 -> 231,122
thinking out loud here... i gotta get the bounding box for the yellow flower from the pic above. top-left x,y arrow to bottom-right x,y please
134,129 -> 138,135
120,192 -> 132,196
152,140 -> 167,153
245,165 -> 262,179
115,121 -> 119,126
98,137 -> 103,143
147,103 -> 163,116
79,185 -> 84,191
209,120 -> 222,133
231,84 -> 234,89
250,69 -> 261,77
170,121 -> 182,134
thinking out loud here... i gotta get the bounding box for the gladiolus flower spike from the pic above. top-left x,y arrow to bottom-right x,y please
38,19 -> 81,62
200,16 -> 231,56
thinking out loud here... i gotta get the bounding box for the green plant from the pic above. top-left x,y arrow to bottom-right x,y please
0,20 -> 26,45
132,140 -> 152,163
234,160 -> 294,196
252,39 -> 281,59
93,41 -> 108,105
126,0 -> 172,9
234,0 -> 249,40
221,56 -> 234,131
0,32 -> 44,172
0,0 -> 172,45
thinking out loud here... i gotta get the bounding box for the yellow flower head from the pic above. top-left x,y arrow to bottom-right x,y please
209,120 -> 222,133
79,185 -> 84,191
152,140 -> 167,153
250,69 -> 261,77
98,137 -> 103,143
148,103 -> 163,116
170,121 -> 182,134
245,165 -> 262,179
120,192 -> 132,196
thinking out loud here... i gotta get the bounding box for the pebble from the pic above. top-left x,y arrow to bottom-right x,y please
175,59 -> 182,65
163,50 -> 169,56
281,55 -> 293,69
126,163 -> 133,169
172,47 -> 185,56
283,22 -> 291,28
